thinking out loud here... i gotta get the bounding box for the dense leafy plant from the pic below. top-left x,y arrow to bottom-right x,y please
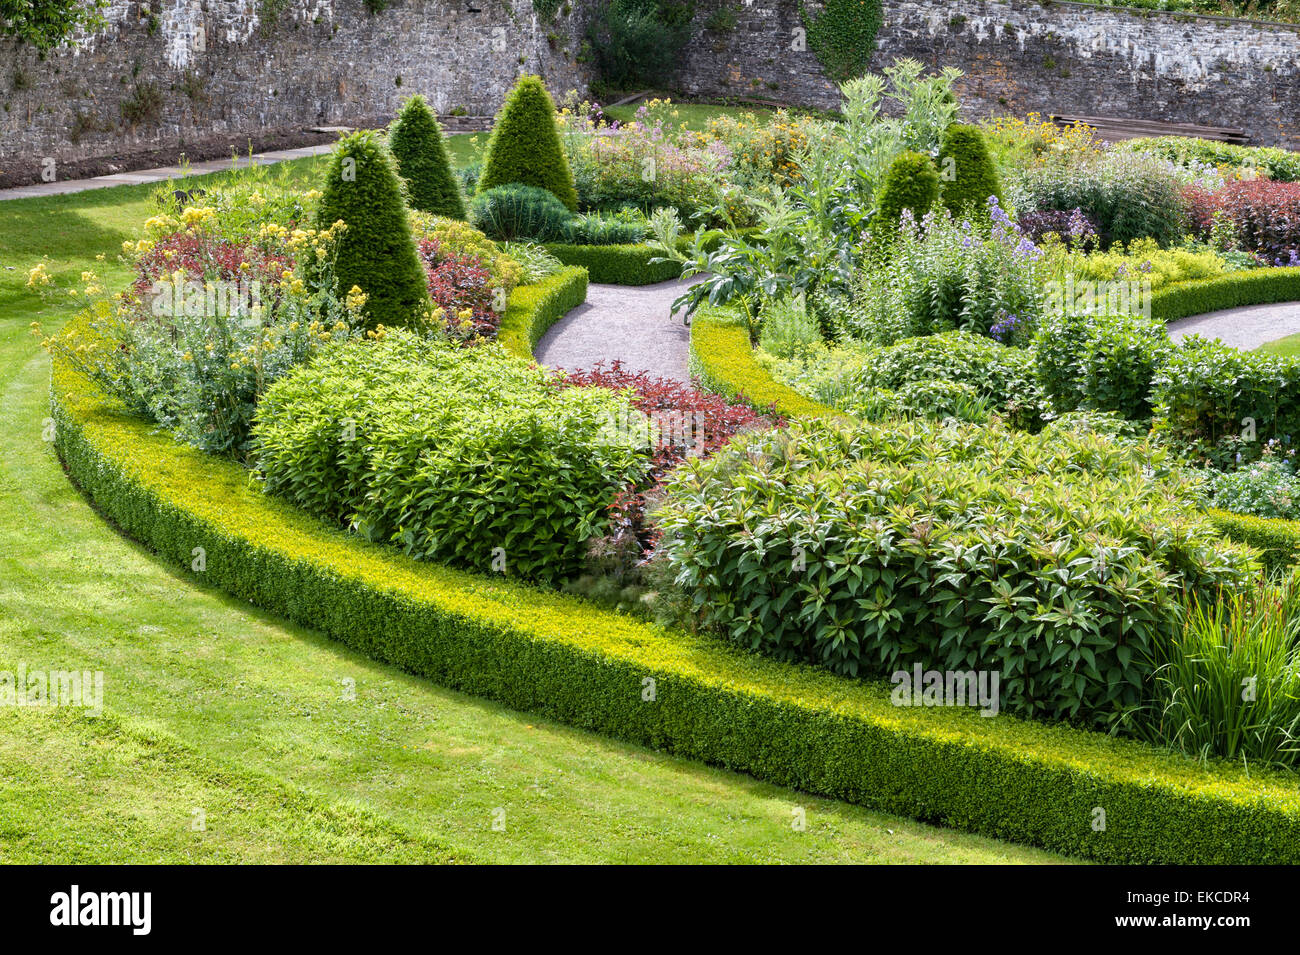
849,202 -> 1043,344
1216,179 -> 1300,264
252,330 -> 648,582
584,0 -> 695,90
561,100 -> 731,223
872,150 -> 940,241
1009,149 -> 1194,248
656,414 -> 1255,730
469,183 -> 574,241
800,0 -> 885,82
0,0 -> 106,52
477,75 -> 579,210
1040,235 -> 1231,291
388,94 -> 467,219
1016,207 -> 1101,251
415,238 -> 499,343
937,124 -> 1004,224
33,198 -> 362,460
497,241 -> 564,283
1033,308 -> 1174,422
1211,447 -> 1300,520
1153,337 -> 1300,467
562,209 -> 650,245
312,131 -> 430,329
1145,575 -> 1300,769
1126,136 -> 1300,184
408,212 -> 523,291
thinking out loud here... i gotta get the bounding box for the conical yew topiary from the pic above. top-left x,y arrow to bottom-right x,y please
312,130 -> 430,330
937,124 -> 1005,225
389,94 -> 467,219
873,150 -> 941,243
476,75 -> 578,211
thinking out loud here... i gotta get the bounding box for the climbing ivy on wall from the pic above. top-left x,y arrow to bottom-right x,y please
0,0 -> 107,53
800,0 -> 884,83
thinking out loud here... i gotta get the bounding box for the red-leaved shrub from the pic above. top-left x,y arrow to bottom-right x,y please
559,361 -> 781,560
417,237 -> 500,343
1215,180 -> 1300,263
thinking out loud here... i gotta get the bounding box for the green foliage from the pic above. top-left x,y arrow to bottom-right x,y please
937,124 -> 1004,223
1153,337 -> 1300,464
1149,267 -> 1300,323
1033,309 -> 1175,421
545,241 -> 684,284
469,184 -> 574,241
585,0 -> 695,90
656,415 -> 1256,730
312,131 -> 430,329
1126,136 -> 1300,184
1211,455 -> 1300,521
52,316 -> 1300,864
495,266 -> 589,359
477,76 -> 578,210
562,210 -> 649,245
497,241 -> 564,285
389,95 -> 467,219
1145,577 -> 1300,769
1210,509 -> 1300,574
800,0 -> 885,83
0,0 -> 106,52
253,330 -> 646,582
758,295 -> 823,360
872,150 -> 940,240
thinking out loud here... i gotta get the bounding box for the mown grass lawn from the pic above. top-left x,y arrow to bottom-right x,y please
0,155 -> 1071,864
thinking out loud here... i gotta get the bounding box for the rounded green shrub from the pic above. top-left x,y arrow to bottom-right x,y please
388,94 -> 467,219
252,330 -> 647,582
656,415 -> 1256,731
477,75 -> 578,210
937,124 -> 1004,224
312,130 -> 430,329
872,150 -> 940,240
469,183 -> 574,241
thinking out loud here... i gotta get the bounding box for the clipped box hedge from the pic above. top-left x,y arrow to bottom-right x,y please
1151,267 -> 1300,324
1209,508 -> 1300,574
49,290 -> 1300,863
542,243 -> 683,285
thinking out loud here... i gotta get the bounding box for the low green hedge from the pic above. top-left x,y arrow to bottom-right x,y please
1209,508 -> 1300,574
48,274 -> 1300,863
688,306 -> 841,418
542,230 -> 752,286
1151,267 -> 1300,324
496,266 -> 588,359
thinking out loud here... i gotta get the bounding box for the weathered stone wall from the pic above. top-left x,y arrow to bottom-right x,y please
0,0 -> 590,179
675,0 -> 1300,147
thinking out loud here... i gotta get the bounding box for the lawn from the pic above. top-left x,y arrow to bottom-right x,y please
1258,332 -> 1300,358
0,159 -> 1069,864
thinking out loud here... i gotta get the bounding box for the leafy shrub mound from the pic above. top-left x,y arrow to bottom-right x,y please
563,210 -> 650,245
937,124 -> 1004,224
477,76 -> 578,210
1126,136 -> 1300,184
841,331 -> 1043,430
1034,309 -> 1175,422
408,212 -> 522,291
388,94 -> 467,220
252,331 -> 648,582
1212,454 -> 1300,521
1217,179 -> 1300,264
656,415 -> 1255,730
1153,337 -> 1300,467
312,131 -> 431,329
470,184 -> 573,242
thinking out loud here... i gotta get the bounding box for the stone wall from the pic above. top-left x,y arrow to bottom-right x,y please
674,0 -> 1300,147
0,0 -> 590,183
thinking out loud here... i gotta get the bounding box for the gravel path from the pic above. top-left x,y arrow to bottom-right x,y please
535,276 -> 698,382
1166,300 -> 1300,350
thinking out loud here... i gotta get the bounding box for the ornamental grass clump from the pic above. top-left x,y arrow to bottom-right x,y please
251,330 -> 648,582
655,414 -> 1257,731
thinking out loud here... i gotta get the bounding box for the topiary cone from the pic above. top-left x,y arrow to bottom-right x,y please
937,124 -> 1005,225
389,94 -> 467,219
476,75 -> 578,211
312,130 -> 431,330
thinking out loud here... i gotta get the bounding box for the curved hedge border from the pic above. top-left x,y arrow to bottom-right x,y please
688,306 -> 841,418
496,266 -> 588,360
1151,267 -> 1300,324
1209,508 -> 1300,574
49,304 -> 1300,863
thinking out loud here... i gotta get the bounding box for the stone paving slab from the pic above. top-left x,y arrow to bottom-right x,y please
534,277 -> 698,383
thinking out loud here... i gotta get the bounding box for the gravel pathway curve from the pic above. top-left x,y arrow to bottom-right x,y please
534,276 -> 699,382
1166,300 -> 1300,350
